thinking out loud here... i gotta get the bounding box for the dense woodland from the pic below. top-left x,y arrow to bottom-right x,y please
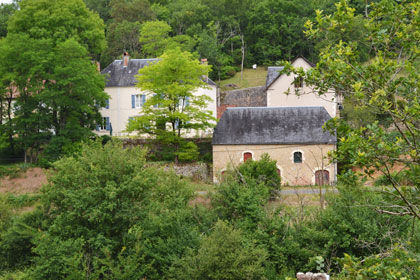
0,0 -> 377,80
0,0 -> 419,279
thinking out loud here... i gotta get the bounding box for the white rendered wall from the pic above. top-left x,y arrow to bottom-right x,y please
267,57 -> 338,118
97,85 -> 217,137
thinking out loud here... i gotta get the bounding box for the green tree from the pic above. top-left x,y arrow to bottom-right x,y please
101,0 -> 154,65
139,20 -> 172,57
0,2 -> 18,38
283,0 -> 420,220
127,48 -> 215,163
0,0 -> 107,164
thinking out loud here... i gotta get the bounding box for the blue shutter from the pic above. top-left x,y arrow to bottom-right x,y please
174,119 -> 179,130
153,94 -> 158,108
105,117 -> 110,131
185,96 -> 190,106
141,94 -> 146,106
105,99 -> 109,109
96,124 -> 100,131
131,95 -> 135,108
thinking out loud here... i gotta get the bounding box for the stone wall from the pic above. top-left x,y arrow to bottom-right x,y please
217,86 -> 266,119
162,162 -> 211,182
296,272 -> 330,280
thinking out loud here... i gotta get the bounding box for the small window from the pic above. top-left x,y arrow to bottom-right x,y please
99,117 -> 110,131
293,152 -> 302,163
243,152 -> 252,162
294,76 -> 303,88
132,94 -> 146,108
105,99 -> 109,109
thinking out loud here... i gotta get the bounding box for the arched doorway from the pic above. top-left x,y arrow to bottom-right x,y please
315,170 -> 329,185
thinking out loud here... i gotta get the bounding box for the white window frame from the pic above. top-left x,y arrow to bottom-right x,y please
240,151 -> 254,162
291,150 -> 305,163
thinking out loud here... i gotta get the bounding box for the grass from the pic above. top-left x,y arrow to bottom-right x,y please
0,163 -> 33,179
219,67 -> 268,89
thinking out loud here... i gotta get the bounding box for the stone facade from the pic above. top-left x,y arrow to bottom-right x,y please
217,86 -> 266,119
212,144 -> 336,185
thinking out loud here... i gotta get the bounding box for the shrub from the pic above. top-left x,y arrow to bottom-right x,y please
211,178 -> 269,231
336,246 -> 420,280
177,141 -> 199,162
170,220 -> 267,280
220,65 -> 237,80
237,153 -> 281,193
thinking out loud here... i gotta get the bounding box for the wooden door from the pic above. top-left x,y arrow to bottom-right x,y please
315,170 -> 329,185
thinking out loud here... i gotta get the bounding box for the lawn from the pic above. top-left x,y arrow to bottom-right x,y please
219,67 -> 268,89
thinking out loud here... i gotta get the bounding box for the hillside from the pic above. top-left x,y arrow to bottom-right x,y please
219,67 -> 267,89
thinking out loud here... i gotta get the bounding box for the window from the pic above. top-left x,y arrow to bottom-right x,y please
131,94 -> 146,108
315,170 -> 330,185
293,151 -> 302,163
294,75 -> 303,88
105,99 -> 109,109
243,152 -> 252,162
97,117 -> 110,131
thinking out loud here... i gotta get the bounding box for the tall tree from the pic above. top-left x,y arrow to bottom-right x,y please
1,0 -> 107,163
102,0 -> 154,65
127,48 -> 214,163
283,0 -> 420,220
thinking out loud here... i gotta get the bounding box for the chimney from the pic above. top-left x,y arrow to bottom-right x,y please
123,52 -> 129,67
201,58 -> 209,83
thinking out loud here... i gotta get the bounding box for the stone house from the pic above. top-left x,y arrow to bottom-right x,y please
97,54 -> 218,136
212,106 -> 337,185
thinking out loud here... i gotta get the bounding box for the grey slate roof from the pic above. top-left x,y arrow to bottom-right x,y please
212,106 -> 336,145
101,59 -> 158,87
265,66 -> 284,88
101,58 -> 217,87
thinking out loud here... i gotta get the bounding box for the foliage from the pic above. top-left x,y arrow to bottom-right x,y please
237,153 -> 281,192
170,220 -> 268,280
177,141 -> 200,162
282,0 -> 420,220
336,246 -> 420,280
211,178 -> 269,231
0,0 -> 107,165
127,48 -> 215,162
20,140 -> 198,279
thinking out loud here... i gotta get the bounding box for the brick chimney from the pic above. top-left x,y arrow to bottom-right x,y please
123,52 -> 129,67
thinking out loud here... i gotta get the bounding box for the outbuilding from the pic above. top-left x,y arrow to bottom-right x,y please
212,106 -> 337,186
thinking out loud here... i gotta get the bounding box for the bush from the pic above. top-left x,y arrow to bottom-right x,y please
237,153 -> 281,193
211,179 -> 269,231
170,220 -> 267,280
220,65 -> 237,80
336,246 -> 420,280
32,140 -> 199,279
177,141 -> 199,162
374,169 -> 415,186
